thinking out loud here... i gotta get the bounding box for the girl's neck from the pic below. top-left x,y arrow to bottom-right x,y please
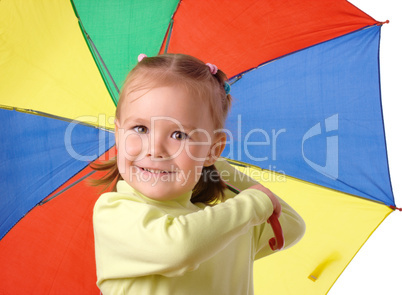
116,180 -> 194,208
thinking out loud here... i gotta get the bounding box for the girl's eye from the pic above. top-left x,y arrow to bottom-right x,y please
133,125 -> 148,134
172,131 -> 189,140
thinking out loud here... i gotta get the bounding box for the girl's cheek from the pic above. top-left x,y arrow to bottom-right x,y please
126,137 -> 142,156
184,143 -> 210,162
119,132 -> 146,160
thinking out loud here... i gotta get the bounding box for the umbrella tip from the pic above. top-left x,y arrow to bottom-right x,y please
390,205 -> 402,212
378,20 -> 390,25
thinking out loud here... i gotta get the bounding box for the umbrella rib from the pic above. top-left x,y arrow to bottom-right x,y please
85,34 -> 120,95
39,170 -> 96,205
228,23 -> 386,86
159,0 -> 182,53
70,0 -> 120,105
163,19 -> 174,54
224,158 -> 392,207
0,105 -> 114,131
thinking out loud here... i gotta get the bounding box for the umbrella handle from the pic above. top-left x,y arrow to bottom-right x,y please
268,214 -> 284,251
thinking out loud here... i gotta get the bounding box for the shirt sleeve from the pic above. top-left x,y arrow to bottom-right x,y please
93,188 -> 273,283
215,159 -> 306,259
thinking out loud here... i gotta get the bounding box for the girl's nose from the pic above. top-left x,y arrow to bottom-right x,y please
146,134 -> 168,159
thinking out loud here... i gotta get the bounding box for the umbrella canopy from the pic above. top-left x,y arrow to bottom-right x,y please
0,0 -> 398,294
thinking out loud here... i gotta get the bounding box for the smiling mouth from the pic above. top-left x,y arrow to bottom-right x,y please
138,167 -> 176,174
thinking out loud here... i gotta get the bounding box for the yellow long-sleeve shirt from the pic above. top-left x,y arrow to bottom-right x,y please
93,160 -> 305,295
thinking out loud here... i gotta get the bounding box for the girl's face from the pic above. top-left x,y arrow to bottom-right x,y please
115,85 -> 225,201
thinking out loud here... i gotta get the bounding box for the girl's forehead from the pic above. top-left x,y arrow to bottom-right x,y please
125,77 -> 191,94
123,79 -> 204,107
121,86 -> 214,130
125,85 -> 203,112
123,69 -> 212,98
117,71 -> 221,129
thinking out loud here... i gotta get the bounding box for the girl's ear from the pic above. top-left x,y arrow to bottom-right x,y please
114,119 -> 121,150
204,133 -> 227,167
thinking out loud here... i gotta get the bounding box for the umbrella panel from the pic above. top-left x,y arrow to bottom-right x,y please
225,26 -> 394,206
163,0 -> 378,77
0,108 -> 115,240
72,0 -> 180,95
231,163 -> 392,295
0,149 -> 116,294
0,0 -> 116,128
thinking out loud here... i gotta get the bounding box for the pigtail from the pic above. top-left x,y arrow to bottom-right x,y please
215,69 -> 233,126
89,157 -> 122,192
191,165 -> 226,204
189,64 -> 232,204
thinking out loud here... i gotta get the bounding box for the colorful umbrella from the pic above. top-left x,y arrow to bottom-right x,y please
0,0 -> 399,294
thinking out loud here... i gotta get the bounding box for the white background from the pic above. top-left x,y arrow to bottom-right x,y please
329,1 -> 402,294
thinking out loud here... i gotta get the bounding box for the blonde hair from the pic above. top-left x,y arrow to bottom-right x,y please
92,53 -> 232,204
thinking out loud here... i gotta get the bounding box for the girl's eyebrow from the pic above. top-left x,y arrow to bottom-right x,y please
123,116 -> 198,132
179,124 -> 198,133
160,120 -> 198,132
122,116 -> 148,125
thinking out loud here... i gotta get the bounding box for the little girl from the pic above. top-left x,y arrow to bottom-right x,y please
93,53 -> 305,295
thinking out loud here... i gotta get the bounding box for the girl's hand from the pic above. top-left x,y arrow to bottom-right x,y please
249,184 -> 281,217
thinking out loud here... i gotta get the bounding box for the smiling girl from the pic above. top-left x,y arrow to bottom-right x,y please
92,53 -> 305,295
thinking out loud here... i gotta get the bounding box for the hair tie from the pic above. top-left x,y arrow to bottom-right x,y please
224,82 -> 231,95
138,53 -> 147,62
206,63 -> 218,75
